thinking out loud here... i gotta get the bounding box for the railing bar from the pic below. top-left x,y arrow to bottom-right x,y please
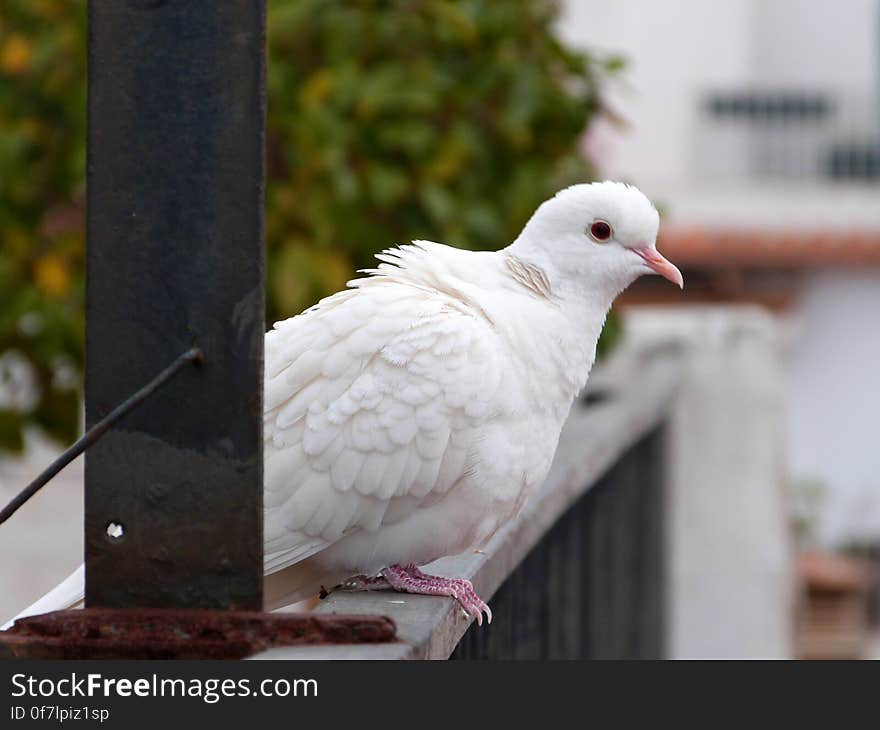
0,347 -> 203,527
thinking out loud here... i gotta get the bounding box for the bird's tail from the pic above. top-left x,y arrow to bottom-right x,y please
3,559 -> 343,630
265,558 -> 348,612
2,564 -> 84,631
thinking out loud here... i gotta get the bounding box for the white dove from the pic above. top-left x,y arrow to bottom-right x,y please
5,181 -> 682,629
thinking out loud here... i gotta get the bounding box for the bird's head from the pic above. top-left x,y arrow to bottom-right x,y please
507,181 -> 683,302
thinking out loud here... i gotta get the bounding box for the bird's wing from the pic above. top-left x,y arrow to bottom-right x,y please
263,280 -> 502,575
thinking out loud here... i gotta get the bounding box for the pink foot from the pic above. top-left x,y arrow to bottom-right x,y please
381,564 -> 492,626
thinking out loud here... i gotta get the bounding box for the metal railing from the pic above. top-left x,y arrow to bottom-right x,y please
695,89 -> 880,183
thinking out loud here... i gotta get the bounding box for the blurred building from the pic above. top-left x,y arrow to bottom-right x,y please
561,0 -> 880,548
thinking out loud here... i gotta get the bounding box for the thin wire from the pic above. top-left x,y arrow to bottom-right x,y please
0,347 -> 203,527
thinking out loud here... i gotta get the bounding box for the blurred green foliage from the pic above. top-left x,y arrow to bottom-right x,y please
0,0 -> 619,451
0,1 -> 86,450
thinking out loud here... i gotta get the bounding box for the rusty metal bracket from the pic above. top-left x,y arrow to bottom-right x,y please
0,609 -> 397,660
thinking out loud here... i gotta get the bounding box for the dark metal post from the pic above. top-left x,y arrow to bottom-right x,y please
85,1 -> 266,609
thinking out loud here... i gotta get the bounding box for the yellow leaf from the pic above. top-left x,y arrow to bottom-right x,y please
1,35 -> 32,76
299,68 -> 334,108
273,240 -> 351,315
426,136 -> 467,182
34,254 -> 71,298
4,229 -> 32,258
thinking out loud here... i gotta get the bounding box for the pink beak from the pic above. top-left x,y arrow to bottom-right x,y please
635,247 -> 684,289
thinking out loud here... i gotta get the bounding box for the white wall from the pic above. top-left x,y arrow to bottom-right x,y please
787,271 -> 880,544
752,0 -> 878,93
559,0 -> 880,189
558,0 -> 752,188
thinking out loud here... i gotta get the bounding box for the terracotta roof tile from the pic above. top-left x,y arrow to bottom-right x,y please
799,550 -> 873,591
658,225 -> 880,267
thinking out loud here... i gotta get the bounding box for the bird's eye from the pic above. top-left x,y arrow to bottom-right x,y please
589,220 -> 612,242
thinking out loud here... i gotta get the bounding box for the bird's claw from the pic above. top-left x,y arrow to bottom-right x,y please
380,564 -> 492,626
450,579 -> 492,626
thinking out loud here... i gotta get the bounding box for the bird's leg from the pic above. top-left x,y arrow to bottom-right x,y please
380,563 -> 492,625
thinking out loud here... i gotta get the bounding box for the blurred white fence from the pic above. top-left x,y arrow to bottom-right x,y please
624,307 -> 795,659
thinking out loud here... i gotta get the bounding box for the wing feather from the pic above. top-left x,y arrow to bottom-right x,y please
263,281 -> 500,576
